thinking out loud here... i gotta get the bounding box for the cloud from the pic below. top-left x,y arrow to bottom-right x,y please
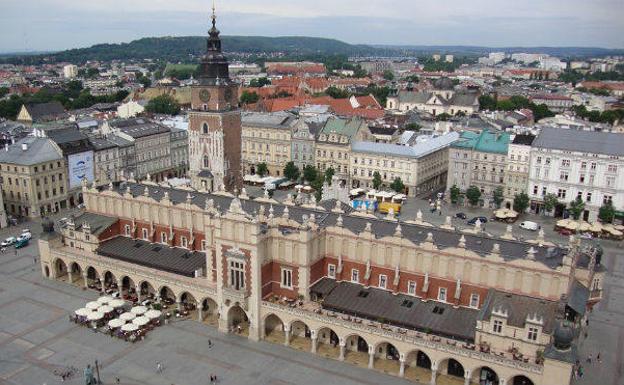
0,0 -> 622,52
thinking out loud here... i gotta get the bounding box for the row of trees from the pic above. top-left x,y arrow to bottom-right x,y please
478,95 -> 555,121
449,185 -> 618,222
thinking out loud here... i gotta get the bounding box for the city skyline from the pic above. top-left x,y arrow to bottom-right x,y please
1,0 -> 623,52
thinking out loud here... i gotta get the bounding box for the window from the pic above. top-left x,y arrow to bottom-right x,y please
527,327 -> 539,341
493,320 -> 503,333
281,268 -> 293,289
606,176 -> 615,188
561,159 -> 570,167
557,189 -> 567,199
603,195 -> 613,204
181,236 -> 188,248
351,269 -> 359,283
607,164 -> 618,173
161,232 -> 167,244
559,171 -> 569,181
328,264 -> 336,279
533,185 -> 538,195
142,228 -> 148,240
591,162 -> 597,170
124,225 -> 131,236
407,281 -> 416,295
229,260 -> 245,290
581,162 -> 587,169
438,287 -> 447,302
586,192 -> 592,202
201,240 -> 207,251
378,275 -> 387,289
579,174 -> 585,183
469,293 -> 480,308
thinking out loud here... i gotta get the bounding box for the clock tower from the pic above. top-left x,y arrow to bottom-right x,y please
189,4 -> 242,192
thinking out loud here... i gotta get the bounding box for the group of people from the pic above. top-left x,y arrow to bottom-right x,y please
573,352 -> 602,379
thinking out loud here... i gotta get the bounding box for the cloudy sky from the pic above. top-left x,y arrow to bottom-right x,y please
1,0 -> 623,52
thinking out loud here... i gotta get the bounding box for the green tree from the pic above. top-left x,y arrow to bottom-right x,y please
145,94 -> 180,115
137,74 -> 152,88
324,167 -> 335,185
0,87 -> 9,98
382,70 -> 395,81
390,177 -> 405,193
372,171 -> 383,190
450,185 -> 461,204
283,161 -> 300,181
240,91 -> 259,105
513,192 -> 530,213
436,113 -> 452,121
568,196 -> 585,220
529,103 -> 555,121
478,95 -> 497,111
404,123 -> 421,131
325,86 -> 351,99
492,187 -> 504,209
466,186 -> 482,206
256,162 -> 269,177
543,193 -> 559,214
303,165 -> 318,183
249,77 -> 271,87
598,202 -> 616,223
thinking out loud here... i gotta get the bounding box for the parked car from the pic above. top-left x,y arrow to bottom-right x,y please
1,237 -> 17,247
519,221 -> 540,231
467,216 -> 488,225
455,212 -> 467,220
14,238 -> 29,249
17,233 -> 31,242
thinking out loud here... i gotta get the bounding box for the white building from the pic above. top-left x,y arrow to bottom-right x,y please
527,127 -> 624,221
63,64 -> 78,79
117,100 -> 145,119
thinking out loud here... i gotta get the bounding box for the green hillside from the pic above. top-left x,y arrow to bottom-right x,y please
4,36 -> 376,64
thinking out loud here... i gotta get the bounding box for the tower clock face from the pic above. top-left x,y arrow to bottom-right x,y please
199,89 -> 211,102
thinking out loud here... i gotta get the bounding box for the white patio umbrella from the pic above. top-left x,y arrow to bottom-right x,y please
132,316 -> 150,326
131,306 -> 148,315
87,311 -> 104,321
98,305 -> 114,314
121,323 -> 139,332
85,301 -> 100,310
75,308 -> 92,317
119,312 -> 136,322
109,299 -> 126,308
108,318 -> 126,328
145,310 -> 162,320
97,296 -> 113,304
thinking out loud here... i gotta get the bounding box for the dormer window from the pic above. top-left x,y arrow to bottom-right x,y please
161,232 -> 167,244
181,236 -> 188,248
124,225 -> 131,237
527,327 -> 538,341
142,228 -> 148,240
493,320 -> 503,333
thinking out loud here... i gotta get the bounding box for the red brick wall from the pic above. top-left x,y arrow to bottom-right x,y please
310,258 -> 327,285
260,261 -> 299,300
98,220 -> 121,241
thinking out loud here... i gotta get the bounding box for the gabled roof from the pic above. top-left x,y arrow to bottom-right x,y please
0,137 -> 63,165
23,101 -> 66,122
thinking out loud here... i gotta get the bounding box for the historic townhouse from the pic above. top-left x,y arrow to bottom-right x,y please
447,130 -> 510,207
38,179 -> 601,385
241,112 -> 297,176
350,132 -> 458,196
527,127 -> 624,221
504,134 -> 535,208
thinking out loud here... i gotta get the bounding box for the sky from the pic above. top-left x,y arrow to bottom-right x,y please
1,0 -> 623,52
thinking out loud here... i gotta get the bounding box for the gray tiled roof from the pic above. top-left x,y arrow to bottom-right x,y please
106,183 -> 566,267
533,127 -> 624,156
97,236 -> 206,278
112,118 -> 170,138
351,132 -> 459,159
70,212 -> 118,236
567,280 -> 589,316
0,137 -> 63,166
313,278 -> 478,341
241,111 -> 298,130
478,289 -> 558,333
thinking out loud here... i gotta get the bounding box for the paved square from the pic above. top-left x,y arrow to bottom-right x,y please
0,240 -> 416,385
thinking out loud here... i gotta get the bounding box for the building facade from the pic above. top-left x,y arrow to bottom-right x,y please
316,117 -> 368,186
170,128 -> 189,178
39,180 -> 602,385
447,130 -> 510,207
0,137 -> 68,218
527,127 -> 624,221
89,136 -> 121,187
291,119 -> 321,172
241,112 -> 296,176
350,132 -> 458,196
188,12 -> 242,192
504,134 -> 535,207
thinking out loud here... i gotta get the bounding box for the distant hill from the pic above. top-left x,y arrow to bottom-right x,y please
3,36 -> 377,64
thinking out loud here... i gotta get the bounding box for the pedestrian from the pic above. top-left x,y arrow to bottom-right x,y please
33,257 -> 37,264
213,374 -> 218,383
208,339 -> 212,348
597,352 -> 601,363
586,353 -> 592,364
156,361 -> 163,373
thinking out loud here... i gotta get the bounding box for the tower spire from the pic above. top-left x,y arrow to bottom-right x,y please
211,0 -> 216,29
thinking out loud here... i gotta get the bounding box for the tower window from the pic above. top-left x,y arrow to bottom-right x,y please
203,123 -> 209,134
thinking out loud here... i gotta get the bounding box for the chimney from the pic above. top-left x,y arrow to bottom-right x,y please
21,143 -> 28,151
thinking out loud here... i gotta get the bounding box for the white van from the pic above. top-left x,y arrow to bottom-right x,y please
519,221 -> 540,231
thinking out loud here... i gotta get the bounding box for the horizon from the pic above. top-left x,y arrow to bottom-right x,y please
1,0 -> 623,52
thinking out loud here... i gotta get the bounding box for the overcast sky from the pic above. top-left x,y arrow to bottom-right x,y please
2,0 -> 623,52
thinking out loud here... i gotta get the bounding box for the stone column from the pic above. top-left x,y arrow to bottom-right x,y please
399,357 -> 406,377
368,345 -> 375,369
284,327 -> 291,346
68,269 -> 73,284
311,336 -> 318,354
338,339 -> 346,361
177,301 -> 182,311
101,282 -> 106,293
499,379 -> 507,385
197,307 -> 203,322
430,361 -> 438,385
83,273 -> 88,288
464,371 -> 471,385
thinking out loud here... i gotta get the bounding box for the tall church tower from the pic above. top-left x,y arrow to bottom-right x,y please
189,4 -> 242,192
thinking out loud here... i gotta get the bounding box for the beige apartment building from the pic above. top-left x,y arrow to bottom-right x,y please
504,134 -> 535,207
38,179 -> 600,385
350,132 -> 458,196
316,117 -> 368,185
241,112 -> 296,177
0,137 -> 68,217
